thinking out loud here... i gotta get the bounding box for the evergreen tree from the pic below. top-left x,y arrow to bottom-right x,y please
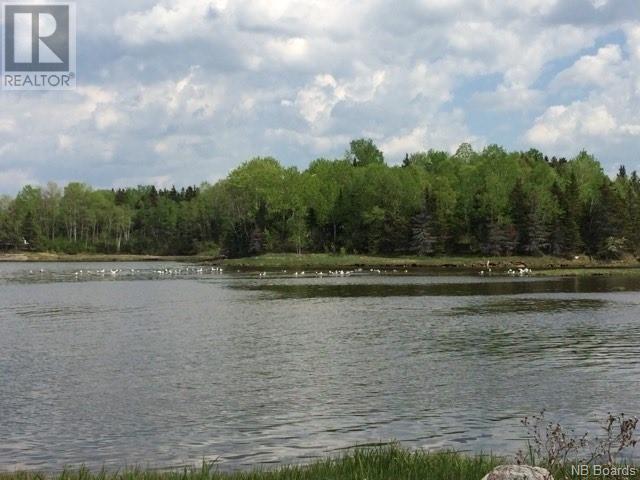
411,191 -> 438,256
481,219 -> 516,256
509,179 -> 530,254
582,181 -> 626,258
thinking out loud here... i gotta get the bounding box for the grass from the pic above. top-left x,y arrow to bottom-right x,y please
221,253 -> 640,272
2,446 -> 639,480
0,446 -> 503,480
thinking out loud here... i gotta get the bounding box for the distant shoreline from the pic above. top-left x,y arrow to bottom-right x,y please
0,252 -> 209,263
2,252 -> 640,276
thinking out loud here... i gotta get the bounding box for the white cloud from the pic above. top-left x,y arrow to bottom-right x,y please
474,84 -> 543,111
526,103 -> 617,146
295,68 -> 386,125
95,108 -> 124,131
553,44 -> 623,89
265,37 -> 309,64
114,0 -> 228,45
0,169 -> 38,191
409,62 -> 454,103
620,124 -> 640,135
295,75 -> 337,124
524,24 -> 640,164
57,135 -> 74,152
152,134 -> 206,156
626,24 -> 640,62
381,111 -> 483,160
265,128 -> 350,152
2,0 -> 640,193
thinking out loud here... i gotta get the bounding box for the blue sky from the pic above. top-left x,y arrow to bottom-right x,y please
1,0 -> 640,193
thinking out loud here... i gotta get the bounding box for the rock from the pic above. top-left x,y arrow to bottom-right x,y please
481,465 -> 553,480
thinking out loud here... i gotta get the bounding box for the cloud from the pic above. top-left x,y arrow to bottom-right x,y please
526,103 -> 617,145
57,135 -> 74,152
295,67 -> 387,125
1,0 -> 640,193
523,25 -> 640,169
552,44 -> 623,89
473,85 -> 543,111
0,169 -> 38,192
380,111 -> 484,161
409,62 -> 455,103
114,0 -> 228,45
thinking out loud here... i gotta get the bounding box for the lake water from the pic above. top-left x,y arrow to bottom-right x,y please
1,262 -> 640,472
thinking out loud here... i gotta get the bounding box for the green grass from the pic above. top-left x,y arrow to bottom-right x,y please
2,446 -> 639,480
0,447 -> 502,480
221,253 -> 640,272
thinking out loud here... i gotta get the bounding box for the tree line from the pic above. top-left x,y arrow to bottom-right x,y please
1,139 -> 639,259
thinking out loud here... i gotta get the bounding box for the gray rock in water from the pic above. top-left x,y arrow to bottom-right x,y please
481,465 -> 553,480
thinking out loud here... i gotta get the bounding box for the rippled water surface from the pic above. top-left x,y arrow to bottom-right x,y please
1,262 -> 640,471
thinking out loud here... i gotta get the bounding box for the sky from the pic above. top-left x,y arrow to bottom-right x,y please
1,0 -> 640,193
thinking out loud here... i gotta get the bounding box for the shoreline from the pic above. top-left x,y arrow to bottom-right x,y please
0,252 -> 212,263
2,252 -> 640,276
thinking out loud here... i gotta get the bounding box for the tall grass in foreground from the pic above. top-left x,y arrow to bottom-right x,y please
3,445 -> 640,480
0,447 -> 499,480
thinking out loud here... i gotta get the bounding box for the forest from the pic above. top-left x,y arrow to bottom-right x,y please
1,139 -> 639,260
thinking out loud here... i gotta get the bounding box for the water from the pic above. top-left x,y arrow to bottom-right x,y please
1,262 -> 640,472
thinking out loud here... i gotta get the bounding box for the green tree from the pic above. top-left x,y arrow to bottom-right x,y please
348,138 -> 384,167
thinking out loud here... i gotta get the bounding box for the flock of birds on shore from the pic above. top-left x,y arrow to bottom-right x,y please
480,267 -> 533,277
18,264 -> 534,281
22,266 -> 226,279
257,268 -> 409,278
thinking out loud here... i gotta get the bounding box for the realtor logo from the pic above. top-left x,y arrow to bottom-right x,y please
2,1 -> 76,90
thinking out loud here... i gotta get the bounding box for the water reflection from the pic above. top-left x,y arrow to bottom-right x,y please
237,276 -> 640,298
444,298 -> 608,316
